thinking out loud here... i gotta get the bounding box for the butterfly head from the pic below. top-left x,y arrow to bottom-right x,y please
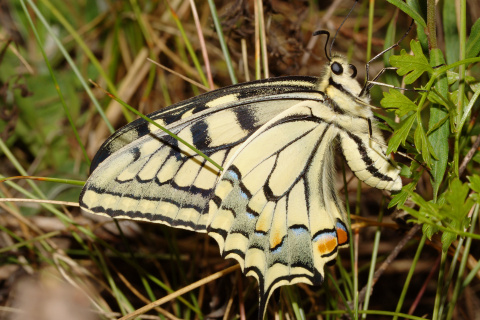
328,55 -> 358,81
317,55 -> 373,118
321,55 -> 364,96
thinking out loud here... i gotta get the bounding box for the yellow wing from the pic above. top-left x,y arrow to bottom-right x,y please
207,102 -> 350,319
80,77 -> 325,232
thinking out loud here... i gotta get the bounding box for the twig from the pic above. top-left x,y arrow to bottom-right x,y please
458,132 -> 480,176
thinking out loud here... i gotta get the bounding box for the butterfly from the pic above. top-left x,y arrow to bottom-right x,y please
79,27 -> 403,320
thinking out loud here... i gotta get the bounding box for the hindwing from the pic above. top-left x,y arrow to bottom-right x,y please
206,102 -> 350,318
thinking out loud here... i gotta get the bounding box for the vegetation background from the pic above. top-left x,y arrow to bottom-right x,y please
1,0 -> 480,319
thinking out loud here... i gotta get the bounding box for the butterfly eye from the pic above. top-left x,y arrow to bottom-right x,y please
331,62 -> 343,75
349,64 -> 357,78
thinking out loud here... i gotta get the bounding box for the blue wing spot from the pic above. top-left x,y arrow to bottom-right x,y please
227,170 -> 239,181
246,212 -> 256,219
240,191 -> 248,199
290,226 -> 307,236
271,244 -> 283,254
313,231 -> 336,243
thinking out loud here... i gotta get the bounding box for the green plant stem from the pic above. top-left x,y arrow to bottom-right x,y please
457,0 -> 467,124
168,3 -> 208,87
206,0 -> 237,84
454,0 -> 467,177
463,210 -> 480,287
361,197 -> 384,319
426,0 -> 437,49
433,250 -> 448,319
393,234 -> 426,320
446,204 -> 479,320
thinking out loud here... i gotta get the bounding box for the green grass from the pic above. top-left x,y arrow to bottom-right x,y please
1,0 -> 480,319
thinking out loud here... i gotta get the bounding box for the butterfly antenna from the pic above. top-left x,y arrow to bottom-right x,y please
312,30 -> 331,61
329,0 -> 358,58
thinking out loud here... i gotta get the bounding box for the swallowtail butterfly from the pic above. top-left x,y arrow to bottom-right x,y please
80,9 -> 403,319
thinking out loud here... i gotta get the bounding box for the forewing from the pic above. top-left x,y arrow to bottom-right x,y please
80,90 -> 325,232
206,102 -> 349,318
90,76 -> 322,172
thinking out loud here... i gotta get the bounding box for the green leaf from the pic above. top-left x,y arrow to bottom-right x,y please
390,40 -> 433,84
427,90 -> 449,108
468,80 -> 480,93
441,179 -> 471,219
446,71 -> 477,85
414,124 -> 436,167
468,175 -> 480,203
380,89 -> 417,117
428,49 -> 450,201
442,0 -> 460,64
437,180 -> 473,250
426,114 -> 449,137
468,175 -> 480,193
399,162 -> 413,178
423,223 -> 439,240
386,0 -> 426,28
405,0 -> 428,51
466,17 -> 480,58
387,113 -> 416,154
441,229 -> 457,252
403,179 -> 474,249
389,181 -> 416,208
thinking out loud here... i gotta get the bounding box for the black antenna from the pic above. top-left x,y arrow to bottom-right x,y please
313,30 -> 331,61
329,0 -> 359,57
313,0 -> 359,61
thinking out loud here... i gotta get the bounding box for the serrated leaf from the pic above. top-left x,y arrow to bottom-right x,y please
387,113 -> 416,154
389,181 -> 415,208
380,89 -> 417,117
390,40 -> 433,84
442,179 -> 470,216
441,230 -> 457,252
399,162 -> 412,178
423,223 -> 439,240
466,17 -> 480,58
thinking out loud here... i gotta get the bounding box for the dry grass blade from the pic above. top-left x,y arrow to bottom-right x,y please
118,265 -> 240,320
